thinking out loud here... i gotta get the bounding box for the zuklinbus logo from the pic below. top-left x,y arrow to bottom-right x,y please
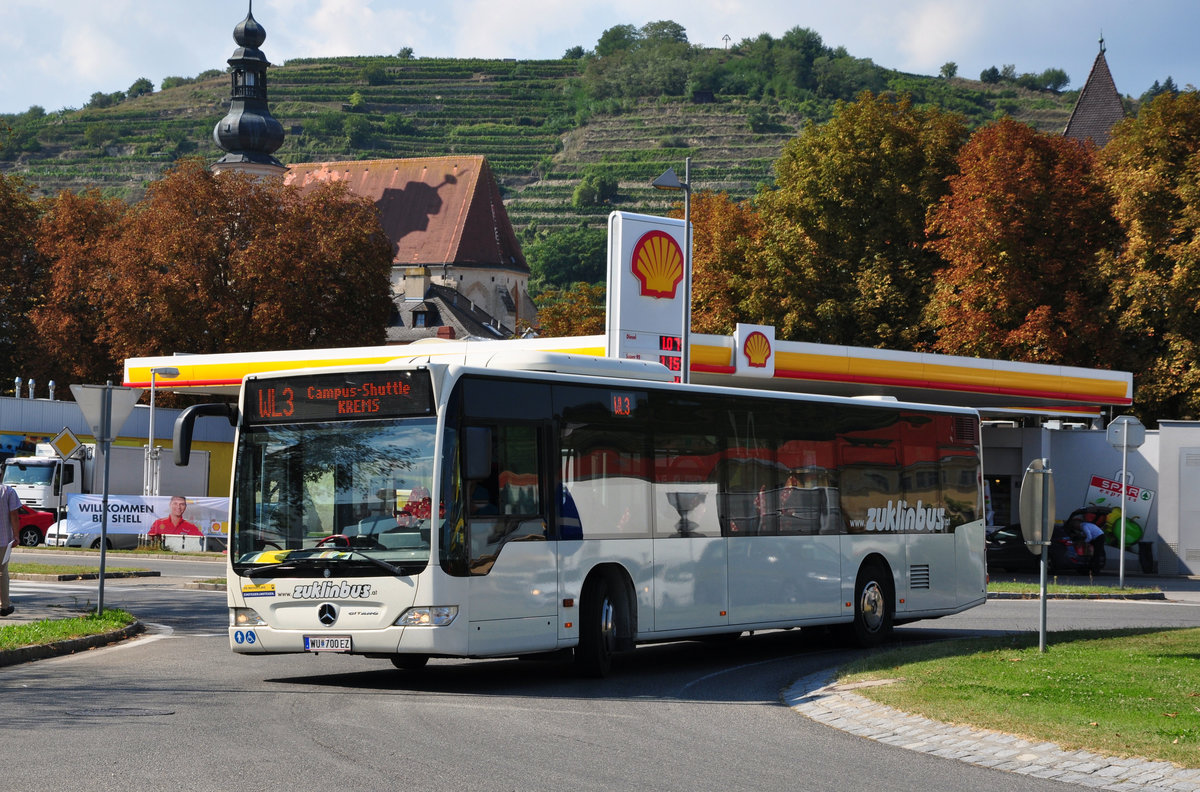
292,581 -> 373,600
630,230 -> 683,299
864,500 -> 947,533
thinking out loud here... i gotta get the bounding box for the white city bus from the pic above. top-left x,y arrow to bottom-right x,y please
174,351 -> 986,676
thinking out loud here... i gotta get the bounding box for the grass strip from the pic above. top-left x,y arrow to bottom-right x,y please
840,628 -> 1200,767
0,609 -> 137,651
988,581 -> 1159,596
11,563 -> 149,576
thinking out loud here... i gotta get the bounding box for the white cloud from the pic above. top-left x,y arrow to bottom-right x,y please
891,1 -> 986,72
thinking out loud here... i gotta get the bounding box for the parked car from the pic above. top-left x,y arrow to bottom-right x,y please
42,520 -> 143,550
986,522 -> 1104,574
17,505 -> 55,546
986,523 -> 1040,573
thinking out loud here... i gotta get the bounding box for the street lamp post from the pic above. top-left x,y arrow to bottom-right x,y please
652,156 -> 692,383
145,366 -> 180,496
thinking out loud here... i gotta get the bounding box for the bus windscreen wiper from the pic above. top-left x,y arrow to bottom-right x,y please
244,549 -> 410,578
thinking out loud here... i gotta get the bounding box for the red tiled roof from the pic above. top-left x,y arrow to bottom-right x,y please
284,155 -> 527,273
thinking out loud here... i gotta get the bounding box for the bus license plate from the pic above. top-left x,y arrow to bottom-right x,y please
304,635 -> 351,652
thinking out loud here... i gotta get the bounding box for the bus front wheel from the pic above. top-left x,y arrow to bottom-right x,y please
576,574 -> 621,677
849,561 -> 893,647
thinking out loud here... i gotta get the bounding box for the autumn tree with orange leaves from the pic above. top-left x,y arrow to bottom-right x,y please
534,282 -> 606,336
30,189 -> 128,385
29,158 -> 394,385
925,118 -> 1119,366
670,190 -> 763,335
0,171 -> 40,383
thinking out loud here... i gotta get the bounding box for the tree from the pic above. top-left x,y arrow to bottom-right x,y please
939,62 -> 958,80
925,118 -> 1119,365
397,47 -> 414,59
0,172 -> 40,381
127,77 -> 154,98
640,20 -> 687,45
754,92 -> 967,347
980,66 -> 1001,84
563,46 -> 586,60
523,226 -> 607,294
677,191 -> 763,334
29,189 -> 128,384
534,282 -> 606,336
1100,90 -> 1200,420
1040,68 -> 1070,92
40,159 -> 394,371
596,24 -> 639,57
571,172 -> 617,208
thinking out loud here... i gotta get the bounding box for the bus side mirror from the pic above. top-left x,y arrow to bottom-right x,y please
175,403 -> 239,466
464,427 -> 493,481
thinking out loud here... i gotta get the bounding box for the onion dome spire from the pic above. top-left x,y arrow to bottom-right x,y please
213,2 -> 285,173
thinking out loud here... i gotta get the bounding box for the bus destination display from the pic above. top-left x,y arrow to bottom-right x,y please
247,370 -> 435,423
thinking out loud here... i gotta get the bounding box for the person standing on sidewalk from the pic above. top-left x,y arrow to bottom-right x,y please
0,482 -> 18,616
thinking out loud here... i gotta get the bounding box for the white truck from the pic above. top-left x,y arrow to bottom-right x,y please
0,442 -> 210,518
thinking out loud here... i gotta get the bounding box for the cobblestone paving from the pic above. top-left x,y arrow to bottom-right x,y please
786,672 -> 1200,791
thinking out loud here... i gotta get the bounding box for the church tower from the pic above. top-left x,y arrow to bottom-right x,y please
1063,37 -> 1126,147
212,2 -> 286,176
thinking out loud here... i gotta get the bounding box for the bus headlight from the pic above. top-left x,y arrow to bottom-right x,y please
396,606 -> 458,626
232,608 -> 267,627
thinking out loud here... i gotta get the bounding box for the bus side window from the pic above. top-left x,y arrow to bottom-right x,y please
465,423 -> 545,572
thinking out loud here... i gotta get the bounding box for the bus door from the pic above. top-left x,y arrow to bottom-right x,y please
458,379 -> 558,655
896,413 -> 977,612
651,415 -> 728,633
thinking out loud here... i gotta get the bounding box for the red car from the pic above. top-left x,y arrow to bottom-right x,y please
16,505 -> 55,547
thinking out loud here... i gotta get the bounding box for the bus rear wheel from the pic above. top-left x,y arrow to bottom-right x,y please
390,654 -> 429,670
849,561 -> 893,647
575,574 -> 620,677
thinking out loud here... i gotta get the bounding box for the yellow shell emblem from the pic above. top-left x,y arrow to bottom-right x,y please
631,230 -> 683,299
743,331 -> 771,367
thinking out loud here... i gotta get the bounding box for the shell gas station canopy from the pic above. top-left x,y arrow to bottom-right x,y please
123,332 -> 1131,419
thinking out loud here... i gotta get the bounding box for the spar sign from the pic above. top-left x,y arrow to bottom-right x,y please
1084,474 -> 1155,544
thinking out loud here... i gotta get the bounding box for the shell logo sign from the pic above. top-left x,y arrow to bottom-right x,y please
742,331 -> 772,368
631,230 -> 684,299
735,323 -> 775,377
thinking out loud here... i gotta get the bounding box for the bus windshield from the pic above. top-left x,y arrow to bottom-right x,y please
230,417 -> 438,575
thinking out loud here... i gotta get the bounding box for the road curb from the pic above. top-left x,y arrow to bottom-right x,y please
0,620 -> 146,668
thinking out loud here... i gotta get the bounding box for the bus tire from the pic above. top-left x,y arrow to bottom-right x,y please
390,654 -> 429,670
850,561 -> 893,647
575,573 -> 620,677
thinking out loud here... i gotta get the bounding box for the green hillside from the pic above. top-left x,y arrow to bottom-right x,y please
1,50 -> 1082,234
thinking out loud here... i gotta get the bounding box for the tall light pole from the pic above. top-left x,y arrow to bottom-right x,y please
145,366 -> 180,496
652,156 -> 692,383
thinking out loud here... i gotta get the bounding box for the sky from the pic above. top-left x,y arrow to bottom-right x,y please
1,0 -> 1196,115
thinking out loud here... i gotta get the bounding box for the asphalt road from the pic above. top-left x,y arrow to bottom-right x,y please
3,557 -> 1199,792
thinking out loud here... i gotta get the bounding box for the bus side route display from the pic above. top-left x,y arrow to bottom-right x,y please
246,370 -> 435,424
